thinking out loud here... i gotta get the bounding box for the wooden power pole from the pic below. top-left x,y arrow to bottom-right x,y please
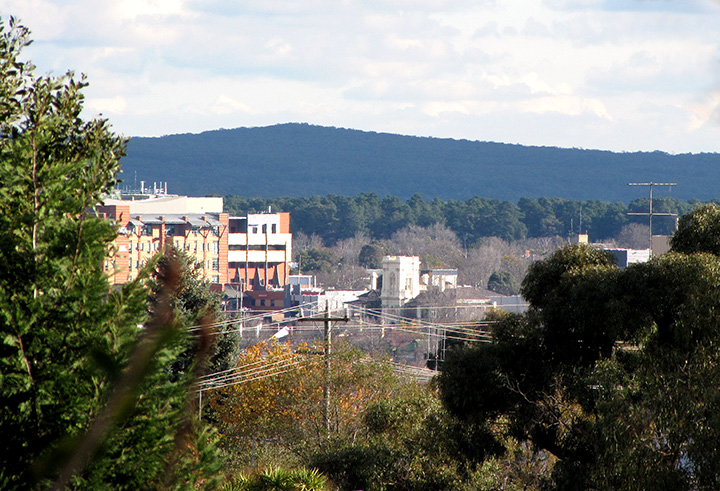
297,305 -> 349,435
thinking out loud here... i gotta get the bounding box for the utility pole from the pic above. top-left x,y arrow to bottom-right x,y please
628,182 -> 678,253
297,304 -> 349,435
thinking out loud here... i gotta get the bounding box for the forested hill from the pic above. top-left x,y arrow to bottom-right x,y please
120,123 -> 720,202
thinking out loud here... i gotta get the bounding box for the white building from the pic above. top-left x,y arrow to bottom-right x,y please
380,255 -> 421,308
421,269 -> 458,292
603,248 -> 651,269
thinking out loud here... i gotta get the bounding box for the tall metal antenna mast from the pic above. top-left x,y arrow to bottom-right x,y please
627,182 -> 678,253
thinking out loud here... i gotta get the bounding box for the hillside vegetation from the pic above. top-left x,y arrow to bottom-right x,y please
225,193 -> 694,245
120,123 -> 720,202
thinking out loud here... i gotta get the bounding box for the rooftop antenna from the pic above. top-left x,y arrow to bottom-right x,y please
627,182 -> 678,253
579,204 -> 583,234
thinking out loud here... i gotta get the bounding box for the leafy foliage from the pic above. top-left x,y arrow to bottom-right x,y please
0,18 -> 222,489
297,248 -> 341,274
208,341 -> 406,469
438,224 -> 720,490
309,383 -> 536,491
358,242 -> 386,269
226,467 -> 329,491
670,202 -> 720,255
487,270 -> 518,295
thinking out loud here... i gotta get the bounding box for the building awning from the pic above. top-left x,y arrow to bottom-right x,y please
203,217 -> 224,227
187,217 -> 210,228
163,217 -> 186,225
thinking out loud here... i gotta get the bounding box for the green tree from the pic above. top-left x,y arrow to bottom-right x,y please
439,224 -> 720,489
358,242 -> 386,269
154,248 -> 238,376
298,248 -> 340,274
310,384 -> 502,491
486,270 -> 517,295
0,18 -> 220,489
670,202 -> 720,256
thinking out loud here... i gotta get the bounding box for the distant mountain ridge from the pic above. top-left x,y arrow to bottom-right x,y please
119,123 -> 720,202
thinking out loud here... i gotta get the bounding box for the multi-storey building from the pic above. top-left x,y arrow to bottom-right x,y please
97,198 -> 229,284
227,212 -> 292,290
97,190 -> 292,299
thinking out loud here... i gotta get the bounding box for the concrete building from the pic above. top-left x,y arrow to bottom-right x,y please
227,212 -> 292,290
651,235 -> 672,256
380,255 -> 421,308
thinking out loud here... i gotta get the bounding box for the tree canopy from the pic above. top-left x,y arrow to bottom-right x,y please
0,18 -> 221,489
225,193 -> 692,246
439,216 -> 720,490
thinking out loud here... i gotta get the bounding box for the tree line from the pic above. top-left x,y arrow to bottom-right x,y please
225,193 -> 700,246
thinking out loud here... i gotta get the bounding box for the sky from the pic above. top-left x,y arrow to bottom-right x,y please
4,0 -> 720,153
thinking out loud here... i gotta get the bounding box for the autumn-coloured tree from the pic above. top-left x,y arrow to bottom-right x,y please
206,340 -> 411,471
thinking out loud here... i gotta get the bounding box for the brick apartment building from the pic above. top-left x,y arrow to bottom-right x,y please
97,188 -> 292,310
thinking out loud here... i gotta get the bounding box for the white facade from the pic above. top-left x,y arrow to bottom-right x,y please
421,269 -> 458,292
103,194 -> 223,214
381,255 -> 421,308
604,248 -> 651,269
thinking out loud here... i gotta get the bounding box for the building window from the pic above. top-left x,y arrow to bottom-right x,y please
271,223 -> 277,234
212,258 -> 219,271
213,241 -> 220,254
212,275 -> 220,284
262,224 -> 267,234
405,277 -> 412,291
251,226 -> 258,234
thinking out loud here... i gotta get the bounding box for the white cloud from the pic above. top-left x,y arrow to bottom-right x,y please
85,96 -> 128,115
2,0 -> 720,153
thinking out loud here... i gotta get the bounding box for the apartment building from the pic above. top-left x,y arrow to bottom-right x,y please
97,190 -> 292,295
97,200 -> 229,284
